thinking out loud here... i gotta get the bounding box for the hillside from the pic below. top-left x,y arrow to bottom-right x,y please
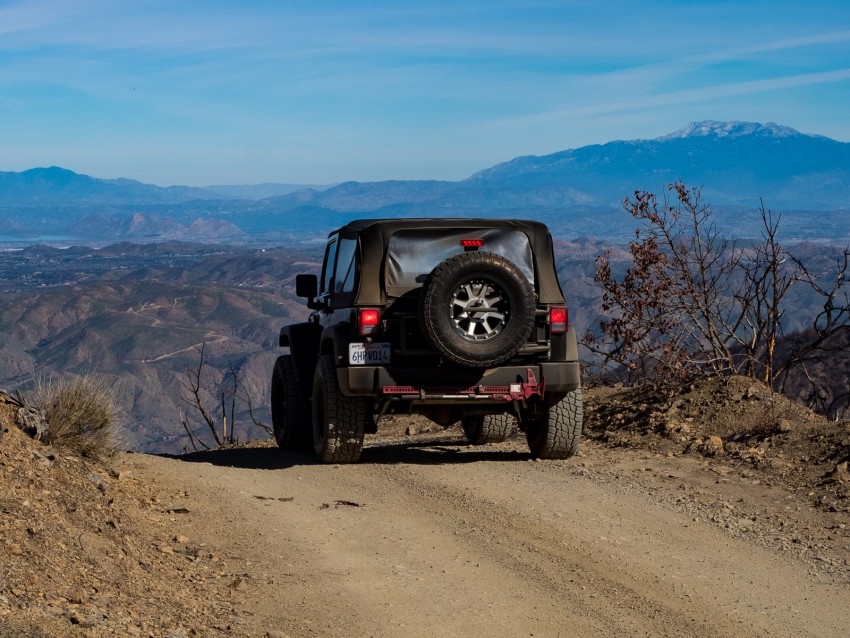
0,245 -> 321,452
2,377 -> 849,636
0,393 -> 252,637
467,121 -> 850,209
1,236 -> 847,453
0,167 -> 217,206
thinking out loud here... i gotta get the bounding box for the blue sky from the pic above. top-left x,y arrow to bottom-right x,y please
1,0 -> 849,186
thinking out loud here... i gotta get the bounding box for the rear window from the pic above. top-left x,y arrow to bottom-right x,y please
385,228 -> 534,295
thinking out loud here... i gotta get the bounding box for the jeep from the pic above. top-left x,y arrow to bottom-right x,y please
271,218 -> 582,463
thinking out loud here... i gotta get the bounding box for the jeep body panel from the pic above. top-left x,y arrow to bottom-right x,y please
338,360 -> 581,398
275,217 -> 583,461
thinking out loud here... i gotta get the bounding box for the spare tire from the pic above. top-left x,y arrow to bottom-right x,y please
420,251 -> 536,367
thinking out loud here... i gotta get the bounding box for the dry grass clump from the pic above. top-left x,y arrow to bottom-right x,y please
32,374 -> 121,458
0,619 -> 50,638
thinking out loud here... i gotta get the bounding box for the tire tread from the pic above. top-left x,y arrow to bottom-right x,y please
271,355 -> 312,450
526,388 -> 583,459
462,413 -> 516,444
313,355 -> 366,463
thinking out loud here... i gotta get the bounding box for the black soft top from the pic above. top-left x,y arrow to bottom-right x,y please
331,218 -> 565,305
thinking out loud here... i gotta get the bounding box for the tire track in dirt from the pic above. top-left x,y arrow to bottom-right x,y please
125,437 -> 850,638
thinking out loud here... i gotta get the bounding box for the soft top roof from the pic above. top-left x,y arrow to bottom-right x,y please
333,218 -> 553,240
330,218 -> 565,305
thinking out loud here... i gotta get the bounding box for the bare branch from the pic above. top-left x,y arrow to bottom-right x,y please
178,343 -> 223,448
585,182 -> 848,407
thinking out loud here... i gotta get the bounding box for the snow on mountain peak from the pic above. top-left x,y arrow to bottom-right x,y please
658,120 -> 803,141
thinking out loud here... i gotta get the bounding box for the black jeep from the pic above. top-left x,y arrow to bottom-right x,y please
272,218 -> 582,463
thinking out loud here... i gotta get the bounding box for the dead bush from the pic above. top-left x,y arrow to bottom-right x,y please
0,619 -> 51,638
585,181 -> 850,401
32,374 -> 121,458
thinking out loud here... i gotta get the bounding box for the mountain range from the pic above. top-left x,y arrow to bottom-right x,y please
2,121 -> 848,451
1,120 -> 848,243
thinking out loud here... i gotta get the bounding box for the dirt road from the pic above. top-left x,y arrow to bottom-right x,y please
122,428 -> 850,638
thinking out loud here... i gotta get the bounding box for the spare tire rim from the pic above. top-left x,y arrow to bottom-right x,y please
450,279 -> 509,341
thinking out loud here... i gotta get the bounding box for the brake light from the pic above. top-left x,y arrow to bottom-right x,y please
359,308 -> 380,336
549,307 -> 568,334
460,239 -> 484,248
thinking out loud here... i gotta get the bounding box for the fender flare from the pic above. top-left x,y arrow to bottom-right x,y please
279,322 -> 322,388
318,319 -> 355,364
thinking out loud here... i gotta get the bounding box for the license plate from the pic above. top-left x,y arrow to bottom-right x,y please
349,342 -> 391,365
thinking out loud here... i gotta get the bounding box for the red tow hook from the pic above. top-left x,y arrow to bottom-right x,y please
506,368 -> 545,401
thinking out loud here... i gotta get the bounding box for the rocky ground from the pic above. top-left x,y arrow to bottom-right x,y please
0,394 -> 254,638
1,376 -> 849,637
585,375 -> 850,517
583,376 -> 850,581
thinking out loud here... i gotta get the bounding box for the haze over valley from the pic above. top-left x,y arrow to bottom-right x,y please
2,121 -> 849,247
2,121 -> 849,452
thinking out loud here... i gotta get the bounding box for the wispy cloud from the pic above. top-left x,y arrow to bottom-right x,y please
494,68 -> 850,130
1,0 -> 848,183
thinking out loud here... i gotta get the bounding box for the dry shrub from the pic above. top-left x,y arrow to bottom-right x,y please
33,374 -> 121,458
0,618 -> 46,638
0,619 -> 50,638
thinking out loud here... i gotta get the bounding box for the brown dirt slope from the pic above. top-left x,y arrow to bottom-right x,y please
584,375 -> 850,514
0,395 -> 254,638
2,375 -> 850,637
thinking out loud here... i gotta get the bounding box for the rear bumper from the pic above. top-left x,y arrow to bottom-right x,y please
337,361 -> 581,402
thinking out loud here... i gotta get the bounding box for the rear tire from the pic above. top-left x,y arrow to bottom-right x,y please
271,355 -> 312,450
312,355 -> 366,463
525,388 -> 582,459
461,413 -> 516,444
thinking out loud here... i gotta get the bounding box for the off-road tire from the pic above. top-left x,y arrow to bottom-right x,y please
525,388 -> 583,459
271,355 -> 312,450
312,355 -> 366,463
420,251 -> 536,367
461,413 -> 516,444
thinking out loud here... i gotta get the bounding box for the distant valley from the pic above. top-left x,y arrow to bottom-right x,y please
0,236 -> 847,452
1,120 -> 848,451
1,120 -> 848,245
0,243 -> 322,451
